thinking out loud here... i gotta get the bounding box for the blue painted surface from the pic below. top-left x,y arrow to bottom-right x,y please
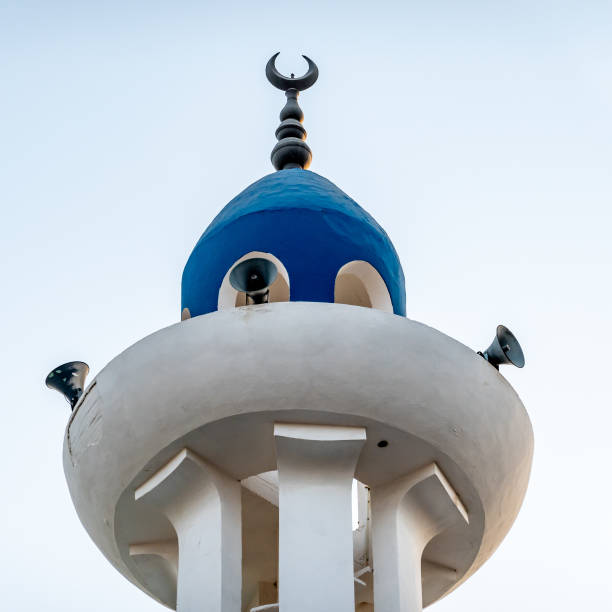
182,169 -> 406,316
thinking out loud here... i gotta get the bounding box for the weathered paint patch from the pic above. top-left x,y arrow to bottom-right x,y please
68,382 -> 103,463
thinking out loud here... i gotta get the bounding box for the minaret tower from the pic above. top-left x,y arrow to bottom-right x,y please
49,55 -> 533,612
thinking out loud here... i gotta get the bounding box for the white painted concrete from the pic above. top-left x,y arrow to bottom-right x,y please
371,463 -> 468,612
241,491 -> 279,611
353,481 -> 370,569
334,260 -> 393,312
241,471 -> 279,507
63,302 -> 533,609
129,539 -> 178,577
274,423 -> 366,612
128,539 -> 179,599
135,448 -> 242,612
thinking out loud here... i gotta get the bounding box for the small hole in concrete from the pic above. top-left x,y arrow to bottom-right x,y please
377,440 -> 389,448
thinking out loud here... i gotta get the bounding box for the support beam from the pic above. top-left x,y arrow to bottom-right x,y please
128,539 -> 179,606
129,539 -> 179,580
371,463 -> 468,612
274,423 -> 366,612
135,448 -> 242,612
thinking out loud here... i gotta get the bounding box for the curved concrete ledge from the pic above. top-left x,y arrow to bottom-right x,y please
63,302 -> 533,609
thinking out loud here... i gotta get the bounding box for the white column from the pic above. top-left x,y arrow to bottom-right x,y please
274,423 -> 366,612
371,463 -> 468,612
135,448 -> 242,612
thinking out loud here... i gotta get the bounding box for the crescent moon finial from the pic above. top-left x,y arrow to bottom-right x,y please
266,53 -> 318,171
266,52 -> 319,92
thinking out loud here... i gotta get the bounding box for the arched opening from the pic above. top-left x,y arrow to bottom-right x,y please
218,251 -> 290,310
334,260 -> 393,313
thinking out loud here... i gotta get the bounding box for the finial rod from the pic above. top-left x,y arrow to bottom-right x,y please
266,53 -> 319,171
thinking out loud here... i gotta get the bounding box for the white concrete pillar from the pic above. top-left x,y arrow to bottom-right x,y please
370,463 -> 468,612
135,448 -> 242,612
353,480 -> 370,568
274,423 -> 366,612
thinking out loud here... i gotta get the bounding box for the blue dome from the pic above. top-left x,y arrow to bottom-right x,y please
182,169 -> 406,316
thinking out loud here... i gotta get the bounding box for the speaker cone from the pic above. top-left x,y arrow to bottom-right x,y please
46,361 -> 89,409
479,325 -> 525,369
229,258 -> 278,304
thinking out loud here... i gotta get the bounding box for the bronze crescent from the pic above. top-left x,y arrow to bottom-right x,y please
265,52 -> 319,92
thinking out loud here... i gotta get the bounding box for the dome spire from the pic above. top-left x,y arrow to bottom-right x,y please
266,52 -> 319,171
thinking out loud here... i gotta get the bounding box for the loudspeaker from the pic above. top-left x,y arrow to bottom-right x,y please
229,258 -> 278,304
479,325 -> 525,369
46,361 -> 89,409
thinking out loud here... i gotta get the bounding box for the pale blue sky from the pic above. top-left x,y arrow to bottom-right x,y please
1,1 -> 611,610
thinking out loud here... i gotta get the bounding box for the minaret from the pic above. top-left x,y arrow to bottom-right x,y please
49,54 -> 533,612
